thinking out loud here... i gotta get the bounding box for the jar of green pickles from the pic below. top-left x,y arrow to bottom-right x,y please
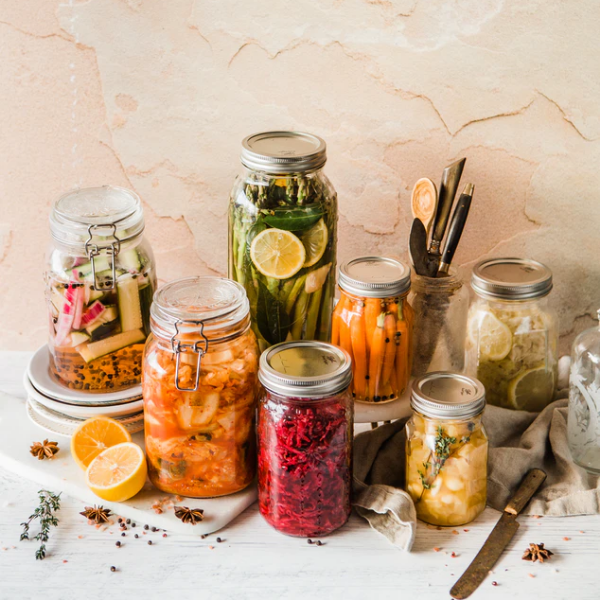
465,258 -> 558,411
228,131 -> 337,351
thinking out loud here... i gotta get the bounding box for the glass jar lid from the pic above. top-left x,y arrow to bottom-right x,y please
259,341 -> 352,398
411,371 -> 485,419
50,186 -> 144,249
471,258 -> 553,300
339,256 -> 411,298
150,277 -> 250,342
241,131 -> 327,174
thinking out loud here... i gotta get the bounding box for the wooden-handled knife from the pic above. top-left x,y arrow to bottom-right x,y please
450,469 -> 547,599
437,183 -> 474,275
429,158 -> 466,256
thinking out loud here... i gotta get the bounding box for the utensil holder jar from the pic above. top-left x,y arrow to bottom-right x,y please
409,271 -> 469,377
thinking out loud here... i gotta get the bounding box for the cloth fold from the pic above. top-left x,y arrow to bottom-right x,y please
353,396 -> 600,551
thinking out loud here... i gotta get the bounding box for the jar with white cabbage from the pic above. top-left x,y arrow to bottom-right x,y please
405,372 -> 488,527
465,258 -> 558,411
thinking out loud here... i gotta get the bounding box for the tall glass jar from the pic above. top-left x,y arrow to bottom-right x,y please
228,131 -> 337,352
332,256 -> 413,403
465,258 -> 558,411
568,310 -> 600,474
257,341 -> 353,537
46,186 -> 156,392
406,372 -> 488,527
142,277 -> 259,497
409,271 -> 469,377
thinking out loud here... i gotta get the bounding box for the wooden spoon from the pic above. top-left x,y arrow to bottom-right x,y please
411,177 -> 438,234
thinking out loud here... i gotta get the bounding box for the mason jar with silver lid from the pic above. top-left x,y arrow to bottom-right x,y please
228,131 -> 338,352
142,276 -> 260,498
405,371 -> 488,526
465,257 -> 558,411
333,256 -> 414,403
257,340 -> 353,537
45,186 -> 156,392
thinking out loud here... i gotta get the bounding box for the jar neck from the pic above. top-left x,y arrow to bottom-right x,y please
414,410 -> 483,425
340,288 -> 409,302
50,230 -> 145,256
411,271 -> 463,294
474,293 -> 548,308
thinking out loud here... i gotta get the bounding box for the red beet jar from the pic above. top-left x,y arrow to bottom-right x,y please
257,341 -> 353,537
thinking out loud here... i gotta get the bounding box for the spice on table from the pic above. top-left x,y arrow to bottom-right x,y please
115,541 -> 121,547
121,532 -> 125,537
492,581 -> 498,586
563,537 -> 570,541
174,506 -> 204,525
148,540 -> 152,545
522,543 -> 554,563
134,534 -> 139,539
29,440 -> 59,460
110,566 -> 117,572
20,490 -> 61,560
79,505 -> 112,524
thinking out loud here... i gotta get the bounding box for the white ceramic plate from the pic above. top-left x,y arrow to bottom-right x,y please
27,345 -> 142,405
24,373 -> 144,418
26,399 -> 144,438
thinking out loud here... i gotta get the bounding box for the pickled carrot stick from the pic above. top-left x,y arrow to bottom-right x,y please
369,313 -> 386,400
338,300 -> 354,368
396,302 -> 411,395
364,298 -> 381,354
350,303 -> 368,399
382,313 -> 397,387
331,295 -> 348,346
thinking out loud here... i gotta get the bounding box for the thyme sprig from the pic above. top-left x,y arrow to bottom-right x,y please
20,490 -> 61,560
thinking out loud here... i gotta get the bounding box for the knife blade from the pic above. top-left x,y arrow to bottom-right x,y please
438,183 -> 474,276
450,469 -> 547,599
409,218 -> 439,277
429,158 -> 466,255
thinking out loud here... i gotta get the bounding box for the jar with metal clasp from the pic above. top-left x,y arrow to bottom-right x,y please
142,276 -> 260,497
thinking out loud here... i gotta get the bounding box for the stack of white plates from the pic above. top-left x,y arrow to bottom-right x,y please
24,345 -> 144,437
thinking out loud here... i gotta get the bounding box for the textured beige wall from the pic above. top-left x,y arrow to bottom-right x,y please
1,0 -> 598,351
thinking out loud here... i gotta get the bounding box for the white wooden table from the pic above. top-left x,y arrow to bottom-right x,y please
0,351 -> 598,600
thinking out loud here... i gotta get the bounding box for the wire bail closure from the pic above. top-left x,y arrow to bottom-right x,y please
171,320 -> 209,392
84,224 -> 121,291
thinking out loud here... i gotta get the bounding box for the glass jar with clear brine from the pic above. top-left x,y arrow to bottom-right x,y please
406,372 -> 488,527
228,131 -> 337,351
46,186 -> 156,392
143,277 -> 259,497
465,258 -> 558,411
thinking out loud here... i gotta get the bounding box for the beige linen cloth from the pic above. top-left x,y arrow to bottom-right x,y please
353,364 -> 600,550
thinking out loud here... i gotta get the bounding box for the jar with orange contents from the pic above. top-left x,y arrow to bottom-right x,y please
331,256 -> 414,403
142,277 -> 260,497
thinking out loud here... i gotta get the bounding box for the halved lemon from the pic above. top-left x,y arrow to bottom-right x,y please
250,228 -> 306,279
475,311 -> 512,361
299,218 -> 328,267
71,416 -> 131,470
508,367 -> 555,411
86,442 -> 147,502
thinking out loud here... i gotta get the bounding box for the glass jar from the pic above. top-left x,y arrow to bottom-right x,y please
405,371 -> 488,526
332,256 -> 413,403
409,271 -> 469,377
228,131 -> 337,352
568,310 -> 600,474
46,186 -> 156,392
257,341 -> 353,537
465,258 -> 558,411
142,277 -> 259,497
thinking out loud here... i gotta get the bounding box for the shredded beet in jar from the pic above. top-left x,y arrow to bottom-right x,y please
258,392 -> 352,536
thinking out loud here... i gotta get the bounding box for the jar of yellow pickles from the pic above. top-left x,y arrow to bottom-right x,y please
405,372 -> 488,526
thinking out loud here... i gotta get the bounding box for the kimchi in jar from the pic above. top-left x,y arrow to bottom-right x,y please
142,277 -> 259,497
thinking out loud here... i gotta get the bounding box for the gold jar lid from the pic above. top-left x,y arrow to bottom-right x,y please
411,371 -> 485,419
259,341 -> 352,398
338,256 -> 411,298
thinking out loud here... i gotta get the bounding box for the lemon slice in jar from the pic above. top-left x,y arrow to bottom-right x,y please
475,311 -> 513,361
508,367 -> 555,411
250,228 -> 306,279
299,218 -> 328,267
86,442 -> 147,502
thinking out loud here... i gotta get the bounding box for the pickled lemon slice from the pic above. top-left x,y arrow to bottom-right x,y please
86,442 -> 147,502
299,218 -> 328,267
476,311 -> 512,360
71,416 -> 131,470
250,228 -> 306,279
508,367 -> 554,411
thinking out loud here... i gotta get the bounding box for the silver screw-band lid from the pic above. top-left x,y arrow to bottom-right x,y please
338,256 -> 411,298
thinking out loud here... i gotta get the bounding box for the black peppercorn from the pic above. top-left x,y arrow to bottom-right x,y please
307,539 -> 313,545
121,532 -> 126,537
116,541 -> 121,547
216,537 -> 222,543
110,566 -> 116,572
144,524 -> 149,530
126,519 -> 131,524
134,534 -> 139,539
148,540 -> 153,545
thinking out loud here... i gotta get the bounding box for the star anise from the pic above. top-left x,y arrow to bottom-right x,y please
29,440 -> 59,460
522,542 -> 554,563
174,506 -> 204,525
80,505 -> 112,524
